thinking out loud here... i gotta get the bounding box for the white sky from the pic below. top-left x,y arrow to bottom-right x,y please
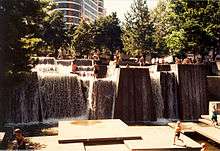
105,0 -> 159,22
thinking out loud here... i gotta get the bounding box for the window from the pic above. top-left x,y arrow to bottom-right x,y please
84,4 -> 98,16
55,0 -> 81,3
84,0 -> 97,10
60,10 -> 81,17
57,3 -> 81,10
67,17 -> 80,24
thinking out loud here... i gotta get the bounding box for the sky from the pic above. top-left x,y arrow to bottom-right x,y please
105,0 -> 159,22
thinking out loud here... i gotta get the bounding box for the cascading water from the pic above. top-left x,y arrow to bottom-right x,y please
89,79 -> 117,119
160,72 -> 179,119
150,71 -> 164,118
88,62 -> 120,120
36,58 -> 97,121
3,57 -> 195,124
0,73 -> 40,123
150,70 -> 179,120
35,57 -> 119,122
38,73 -> 88,120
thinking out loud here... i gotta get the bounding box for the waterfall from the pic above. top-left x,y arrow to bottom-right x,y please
38,73 -> 88,121
150,71 -> 179,120
150,71 -> 164,118
0,73 -> 40,123
3,57 -> 208,124
87,61 -> 120,120
89,79 -> 117,119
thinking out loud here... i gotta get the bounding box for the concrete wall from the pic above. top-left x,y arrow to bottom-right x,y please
114,68 -> 156,123
172,65 -> 209,120
207,76 -> 220,100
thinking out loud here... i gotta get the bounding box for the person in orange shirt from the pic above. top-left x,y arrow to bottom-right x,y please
173,121 -> 185,145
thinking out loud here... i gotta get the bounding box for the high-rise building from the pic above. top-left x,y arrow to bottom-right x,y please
54,0 -> 105,26
98,0 -> 105,16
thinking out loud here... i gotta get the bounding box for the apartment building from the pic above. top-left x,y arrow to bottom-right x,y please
54,0 -> 105,26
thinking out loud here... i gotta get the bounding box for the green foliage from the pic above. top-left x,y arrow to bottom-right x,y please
0,0 -> 67,74
152,0 -> 220,57
72,13 -> 123,56
122,0 -> 156,56
93,12 -> 123,54
72,20 -> 94,56
165,29 -> 186,55
151,0 -> 169,56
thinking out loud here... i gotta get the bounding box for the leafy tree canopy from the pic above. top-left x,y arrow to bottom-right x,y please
0,0 -> 67,75
122,0 -> 156,57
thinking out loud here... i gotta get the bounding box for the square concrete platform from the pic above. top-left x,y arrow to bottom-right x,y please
58,119 -> 142,144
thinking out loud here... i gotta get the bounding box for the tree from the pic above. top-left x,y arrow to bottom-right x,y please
40,8 -> 68,57
159,0 -> 220,58
151,0 -> 169,57
122,0 -> 156,57
93,12 -> 123,57
72,20 -> 94,56
72,13 -> 123,57
0,0 -> 67,75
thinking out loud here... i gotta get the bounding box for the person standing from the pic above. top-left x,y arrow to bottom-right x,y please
139,55 -> 145,66
93,61 -> 99,78
114,50 -> 121,68
173,121 -> 185,145
211,105 -> 219,127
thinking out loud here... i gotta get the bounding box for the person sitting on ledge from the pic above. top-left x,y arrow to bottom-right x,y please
93,61 -> 99,78
12,129 -> 26,150
175,58 -> 182,64
139,55 -> 145,66
114,49 -> 121,68
182,58 -> 192,64
173,121 -> 185,146
211,105 -> 219,127
71,60 -> 78,74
